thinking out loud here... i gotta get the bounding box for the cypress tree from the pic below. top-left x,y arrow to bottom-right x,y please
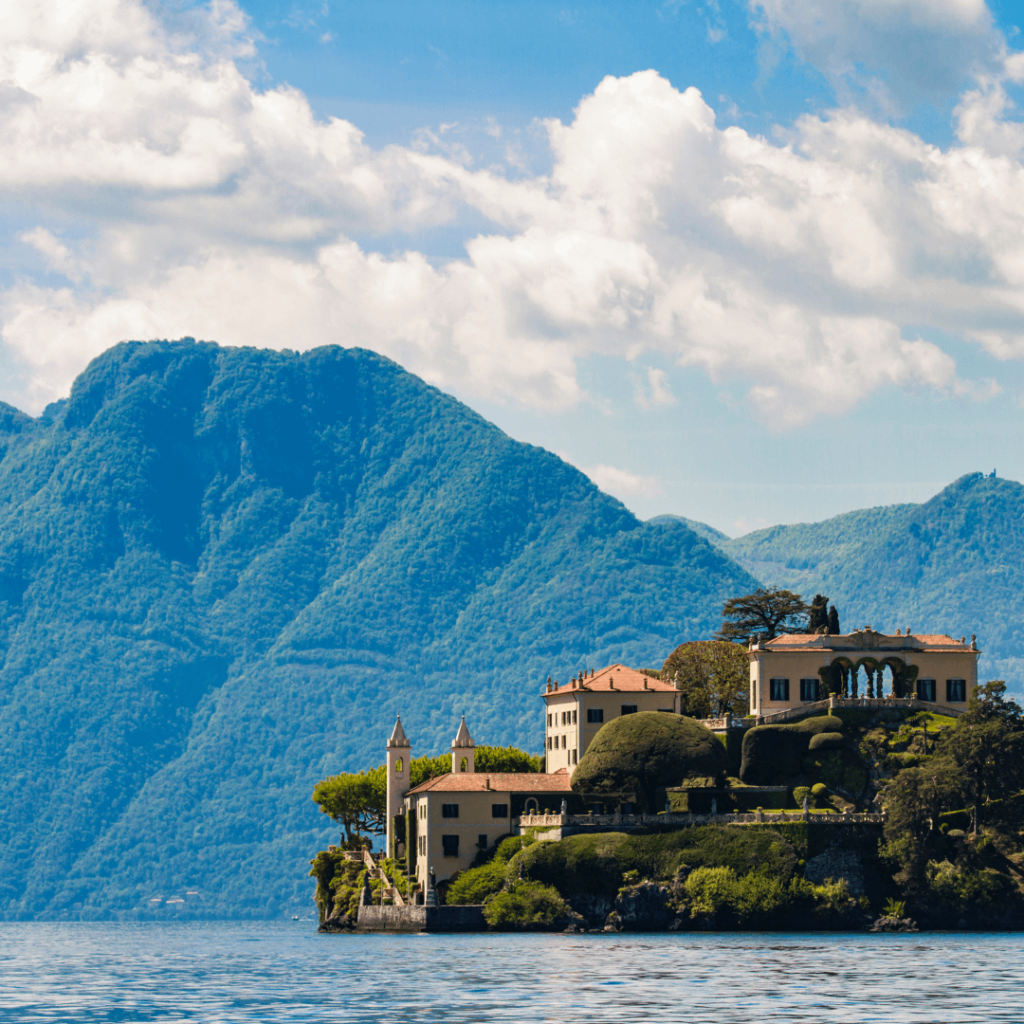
828,605 -> 841,635
808,594 -> 829,632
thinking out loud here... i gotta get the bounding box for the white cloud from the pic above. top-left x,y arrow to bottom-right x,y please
749,0 -> 1003,113
584,464 -> 664,500
0,0 -> 1022,426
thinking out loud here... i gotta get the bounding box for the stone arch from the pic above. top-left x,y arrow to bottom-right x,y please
853,657 -> 882,698
822,657 -> 856,697
460,756 -> 468,773
524,797 -> 539,814
395,757 -> 403,773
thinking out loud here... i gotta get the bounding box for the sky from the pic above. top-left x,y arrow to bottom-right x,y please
1,0 -> 1023,534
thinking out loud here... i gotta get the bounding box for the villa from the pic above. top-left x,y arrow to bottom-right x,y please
749,628 -> 979,717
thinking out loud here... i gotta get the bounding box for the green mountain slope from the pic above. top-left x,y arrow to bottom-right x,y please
713,475 -> 1023,686
0,340 -> 757,920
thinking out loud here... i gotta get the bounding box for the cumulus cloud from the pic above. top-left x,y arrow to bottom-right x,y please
0,0 -> 1022,424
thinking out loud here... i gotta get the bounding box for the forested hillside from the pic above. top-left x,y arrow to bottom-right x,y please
707,475 -> 1024,688
0,340 -> 756,920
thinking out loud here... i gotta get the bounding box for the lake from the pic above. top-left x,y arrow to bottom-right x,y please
0,922 -> 1017,1023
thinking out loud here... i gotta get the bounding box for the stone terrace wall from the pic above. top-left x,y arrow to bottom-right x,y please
356,905 -> 485,933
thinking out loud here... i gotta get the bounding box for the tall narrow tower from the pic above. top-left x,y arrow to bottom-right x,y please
386,715 -> 411,857
451,715 -> 475,774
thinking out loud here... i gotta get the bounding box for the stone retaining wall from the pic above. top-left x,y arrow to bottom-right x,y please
356,904 -> 485,933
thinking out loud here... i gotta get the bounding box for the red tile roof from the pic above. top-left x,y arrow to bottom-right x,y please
762,632 -> 977,653
406,770 -> 573,795
544,663 -> 676,697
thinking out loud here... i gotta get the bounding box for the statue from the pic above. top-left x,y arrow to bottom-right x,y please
710,797 -> 717,816
560,798 -> 568,815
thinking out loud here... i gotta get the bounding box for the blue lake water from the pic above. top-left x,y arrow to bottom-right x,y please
0,922 -> 1019,1023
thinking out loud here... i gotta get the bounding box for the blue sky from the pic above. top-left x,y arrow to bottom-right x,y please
1,0 -> 1023,532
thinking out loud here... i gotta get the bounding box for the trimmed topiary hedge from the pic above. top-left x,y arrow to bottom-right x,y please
571,712 -> 727,811
740,716 -> 842,784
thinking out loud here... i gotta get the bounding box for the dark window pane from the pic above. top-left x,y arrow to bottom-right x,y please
621,704 -> 638,715
800,678 -> 820,701
917,679 -> 936,702
946,679 -> 966,702
491,804 -> 508,818
441,803 -> 459,818
769,678 -> 790,701
587,708 -> 604,723
441,834 -> 459,857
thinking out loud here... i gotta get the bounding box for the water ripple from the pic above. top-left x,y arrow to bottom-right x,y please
0,923 -> 1017,1023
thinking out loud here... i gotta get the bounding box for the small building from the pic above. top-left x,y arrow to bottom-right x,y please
749,628 -> 980,716
385,715 -> 573,901
541,664 -> 680,775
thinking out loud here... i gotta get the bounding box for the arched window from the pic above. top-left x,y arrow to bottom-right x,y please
395,757 -> 403,773
525,798 -> 538,813
460,757 -> 468,772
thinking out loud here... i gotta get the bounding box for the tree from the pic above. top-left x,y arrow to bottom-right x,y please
808,594 -> 829,632
882,759 -> 963,890
828,605 -> 841,635
312,766 -> 387,844
662,640 -> 749,718
717,586 -> 809,643
475,745 -> 543,774
570,711 -> 727,812
941,681 -> 1024,834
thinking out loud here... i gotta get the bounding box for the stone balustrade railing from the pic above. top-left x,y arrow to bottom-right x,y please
519,810 -> 884,830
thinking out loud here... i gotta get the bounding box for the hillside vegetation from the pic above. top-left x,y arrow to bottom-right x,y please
0,340 -> 757,920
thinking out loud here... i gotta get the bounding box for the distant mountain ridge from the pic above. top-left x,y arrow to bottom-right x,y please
0,340 -> 757,920
691,474 -> 1023,688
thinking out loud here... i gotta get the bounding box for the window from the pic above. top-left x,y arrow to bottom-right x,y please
459,757 -> 468,772
572,709 -> 577,724
477,834 -> 488,849
419,836 -> 425,855
491,804 -> 508,818
769,678 -> 790,701
800,678 -> 820,702
441,803 -> 459,818
587,708 -> 604,723
547,713 -> 552,727
572,749 -> 577,765
621,704 -> 638,716
441,834 -> 459,857
917,678 -> 937,702
547,737 -> 552,750
947,679 -> 967,703
561,711 -> 568,725
561,735 -> 567,748
394,757 -> 403,773
658,708 -> 674,713
419,804 -> 426,819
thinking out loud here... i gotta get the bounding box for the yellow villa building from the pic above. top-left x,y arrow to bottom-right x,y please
541,664 -> 680,775
749,628 -> 979,717
385,715 -> 572,901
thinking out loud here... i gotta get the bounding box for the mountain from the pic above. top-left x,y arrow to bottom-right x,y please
0,340 -> 757,920
708,474 -> 1024,688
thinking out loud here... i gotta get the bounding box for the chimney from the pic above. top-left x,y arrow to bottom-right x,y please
609,676 -> 615,690
484,776 -> 491,790
643,677 -> 648,689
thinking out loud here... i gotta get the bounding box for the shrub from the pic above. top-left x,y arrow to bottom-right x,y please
495,835 -> 535,862
685,866 -> 737,920
883,898 -> 906,918
447,860 -> 508,905
572,712 -> 727,811
926,860 -> 1010,913
740,717 -> 842,784
808,732 -> 845,752
482,880 -> 568,930
811,783 -> 828,798
792,786 -> 811,808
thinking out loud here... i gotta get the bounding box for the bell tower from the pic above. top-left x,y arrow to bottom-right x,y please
451,715 -> 475,774
386,715 -> 411,857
